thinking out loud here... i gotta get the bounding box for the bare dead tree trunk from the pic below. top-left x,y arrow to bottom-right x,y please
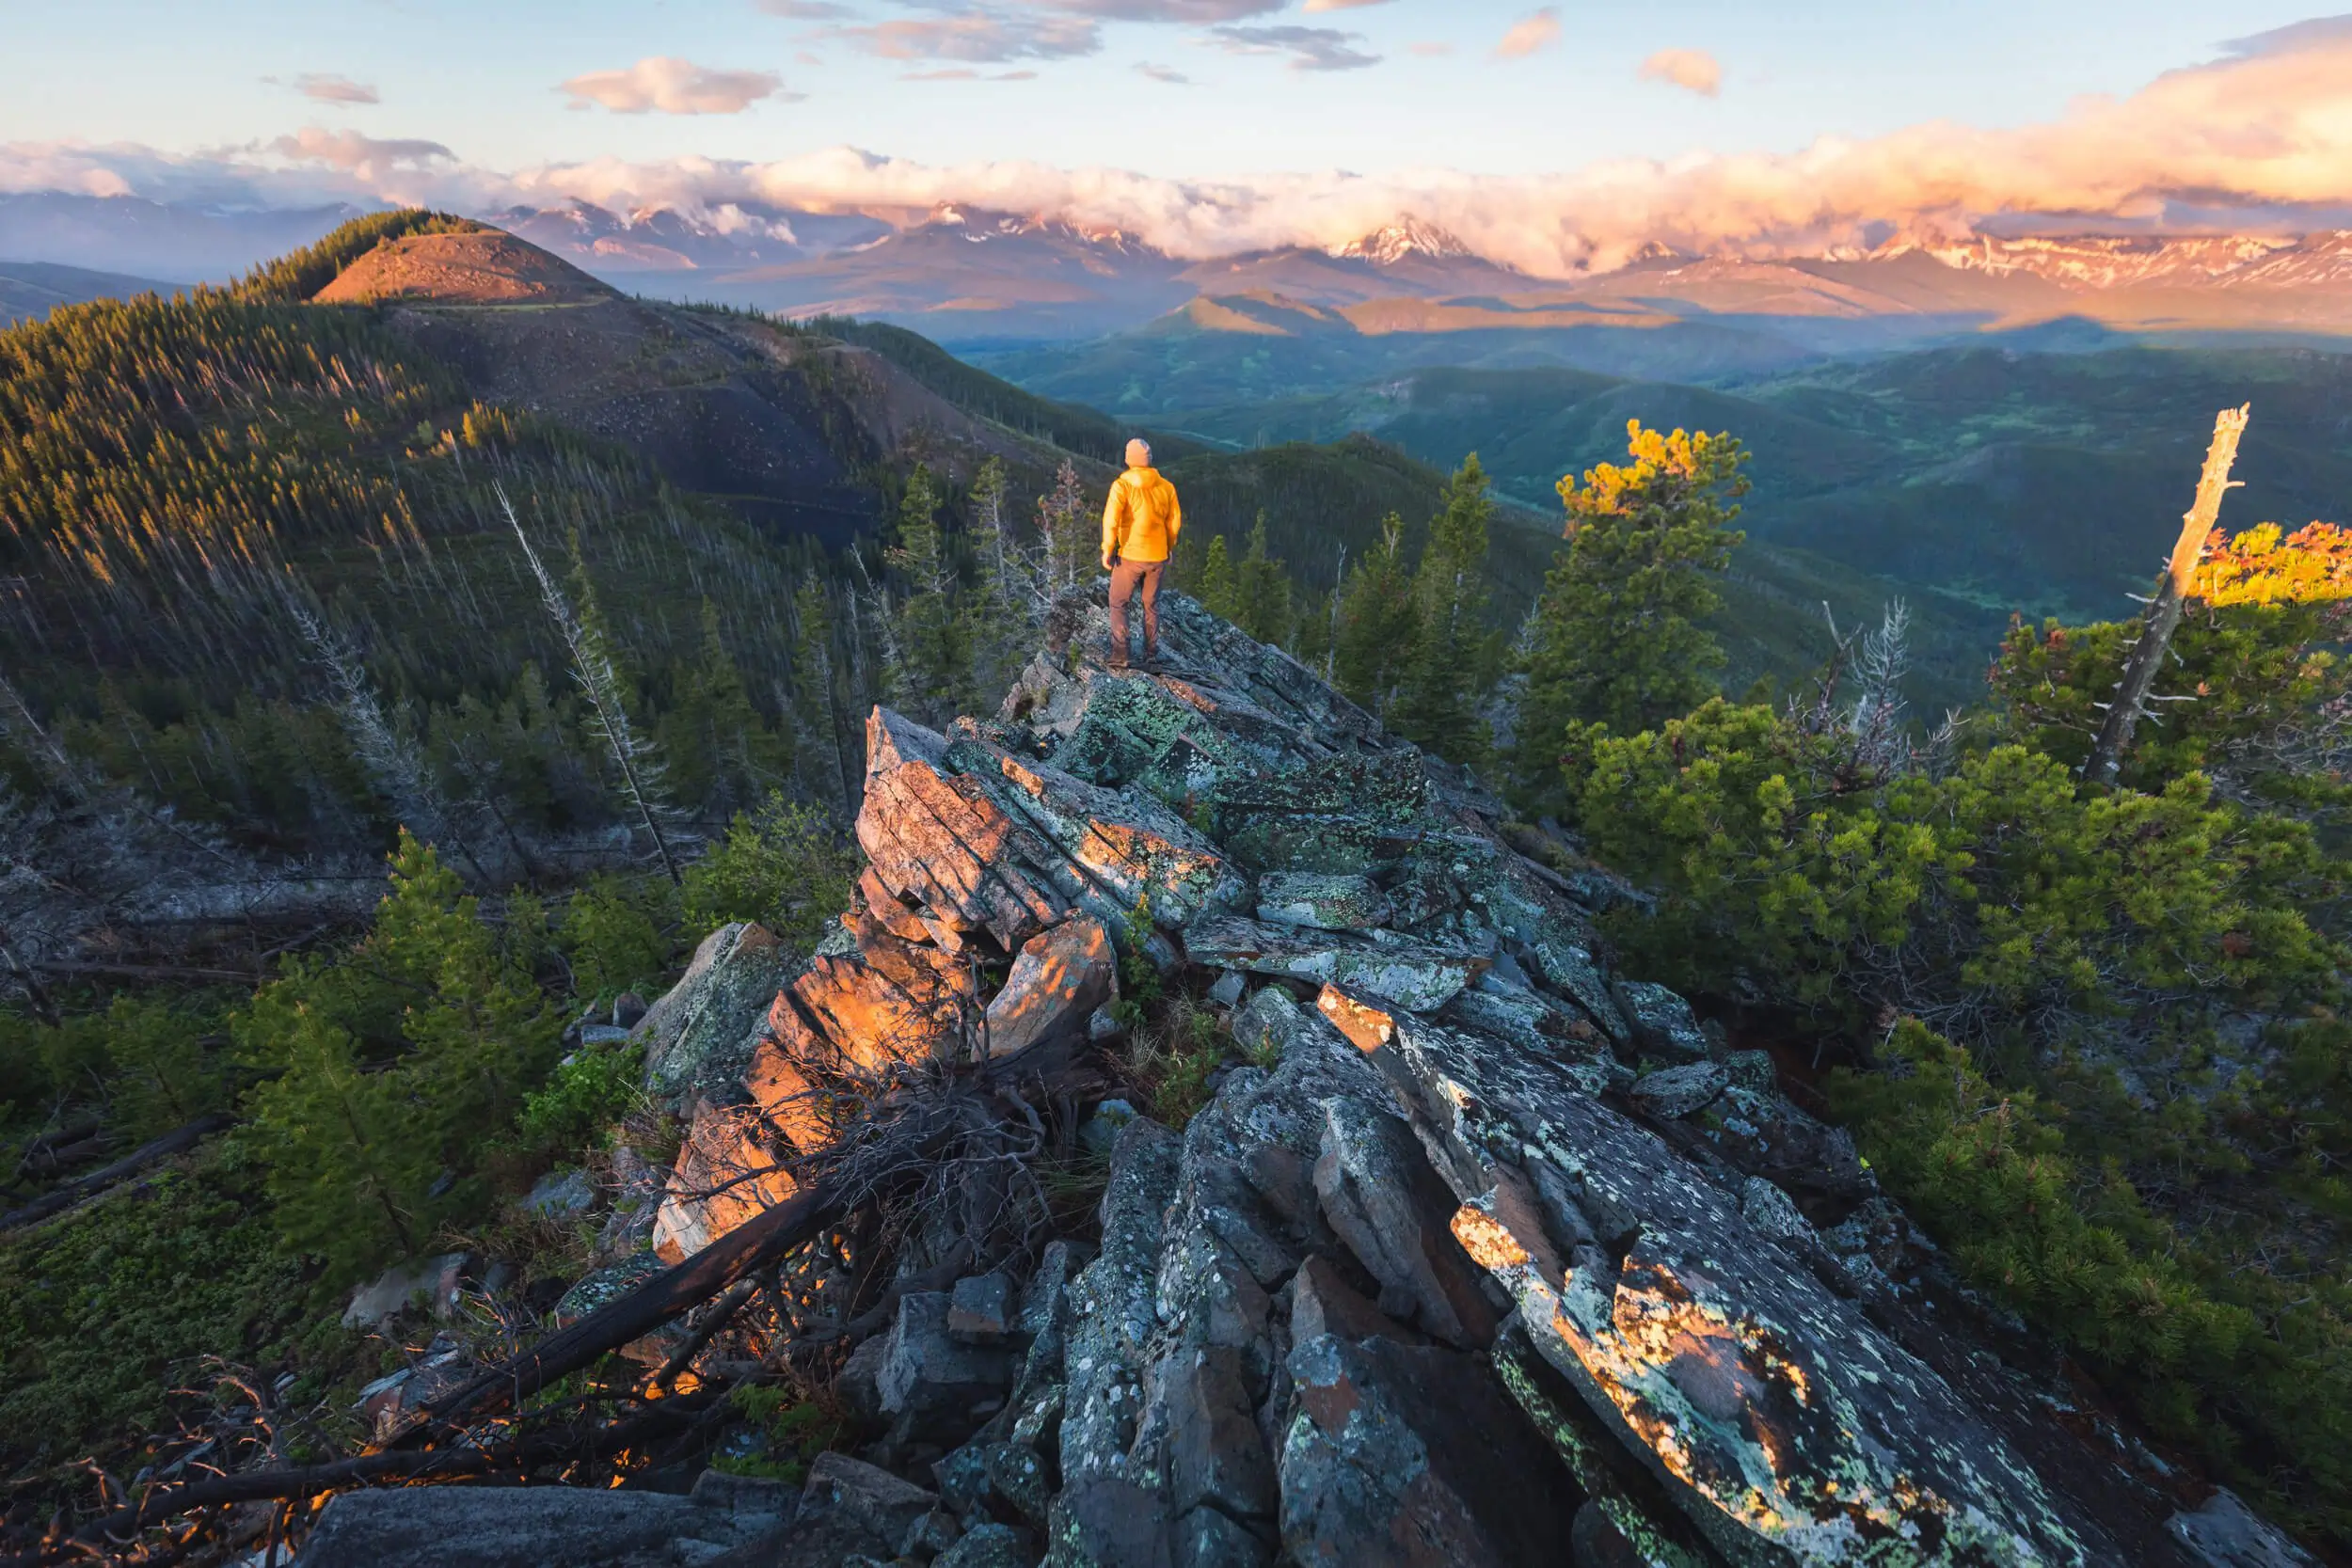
2084,404 -> 2251,787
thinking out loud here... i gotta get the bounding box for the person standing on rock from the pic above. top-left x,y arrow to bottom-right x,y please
1102,437 -> 1182,671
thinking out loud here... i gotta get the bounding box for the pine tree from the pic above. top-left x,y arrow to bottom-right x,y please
1331,514 -> 1421,712
1514,420 -> 1748,807
1232,514 -> 1295,647
1197,534 -> 1240,623
965,457 -> 1040,696
1035,459 -> 1093,596
888,465 -> 976,722
1391,455 -> 1495,764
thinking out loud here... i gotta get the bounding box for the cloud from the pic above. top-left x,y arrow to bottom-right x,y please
826,10 -> 1100,61
1136,61 -> 1191,83
291,73 -> 379,105
757,0 -> 855,14
265,128 -> 454,171
1492,8 -> 1558,59
1039,0 -> 1279,16
1211,24 -> 1379,71
559,57 -> 790,115
1639,48 -> 1720,97
17,25 -> 2352,278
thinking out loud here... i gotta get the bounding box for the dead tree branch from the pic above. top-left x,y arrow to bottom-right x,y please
2086,404 -> 2251,785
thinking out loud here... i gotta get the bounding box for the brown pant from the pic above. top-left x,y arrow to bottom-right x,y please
1108,557 -> 1164,657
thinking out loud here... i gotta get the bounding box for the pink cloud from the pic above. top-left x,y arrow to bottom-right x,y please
559,58 -> 790,116
1640,48 -> 1721,97
1492,8 -> 1558,60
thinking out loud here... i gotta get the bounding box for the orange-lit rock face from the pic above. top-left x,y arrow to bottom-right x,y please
651,1101 -> 799,1263
858,717 -> 1058,951
767,929 -> 973,1080
1316,985 -> 1397,1053
1527,1249 -> 1994,1560
857,865 -> 931,945
984,915 -> 1116,1059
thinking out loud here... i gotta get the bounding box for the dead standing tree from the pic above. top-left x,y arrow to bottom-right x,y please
2083,404 -> 2252,786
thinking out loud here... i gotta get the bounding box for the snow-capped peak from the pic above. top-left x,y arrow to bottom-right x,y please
1331,215 -> 1474,265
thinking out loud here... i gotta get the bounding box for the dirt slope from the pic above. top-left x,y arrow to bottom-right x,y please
314,230 -> 616,306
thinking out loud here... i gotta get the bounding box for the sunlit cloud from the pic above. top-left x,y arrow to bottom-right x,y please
1210,24 -> 1379,71
1041,0 -> 1279,15
825,10 -> 1100,61
16,24 -> 2352,277
559,57 -> 792,115
1492,8 -> 1558,60
265,128 -> 453,169
1639,48 -> 1721,97
291,73 -> 379,106
1136,61 -> 1191,83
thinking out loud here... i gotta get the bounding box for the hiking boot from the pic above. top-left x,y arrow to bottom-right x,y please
1106,647 -> 1131,671
1138,648 -> 1161,673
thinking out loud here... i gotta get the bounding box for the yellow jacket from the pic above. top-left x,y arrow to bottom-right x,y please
1102,466 -> 1182,563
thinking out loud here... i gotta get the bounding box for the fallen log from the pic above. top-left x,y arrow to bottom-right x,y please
6,1392 -> 714,1568
0,1113 -> 233,1233
406,1174 -> 846,1434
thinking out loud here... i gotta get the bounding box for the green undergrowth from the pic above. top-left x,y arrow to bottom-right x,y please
0,1138 -> 363,1479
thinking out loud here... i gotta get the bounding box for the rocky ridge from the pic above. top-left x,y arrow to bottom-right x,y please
307,593 -> 2314,1568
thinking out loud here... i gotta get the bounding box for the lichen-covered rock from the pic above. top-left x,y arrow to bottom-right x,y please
1613,980 -> 1711,1064
786,1451 -> 944,1564
1278,1332 -> 1578,1568
1406,1042 -> 2106,1565
879,1291 -> 1020,1446
632,920 -> 795,1104
986,916 -> 1117,1060
1629,1060 -> 1729,1121
1255,871 -> 1392,932
2164,1488 -> 2317,1568
1694,1085 -> 1869,1199
1184,914 -> 1486,1012
293,1480 -> 783,1568
1311,1097 -> 1500,1348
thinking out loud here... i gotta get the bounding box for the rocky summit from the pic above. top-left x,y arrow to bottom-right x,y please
305,593 -> 2312,1568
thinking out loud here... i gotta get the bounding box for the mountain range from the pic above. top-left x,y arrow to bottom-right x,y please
10,190 -> 2352,361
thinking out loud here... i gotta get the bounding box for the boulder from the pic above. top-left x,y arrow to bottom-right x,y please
342,1252 -> 467,1330
783,1451 -> 943,1564
1279,1332 -> 1578,1568
878,1291 -> 1020,1445
1694,1085 -> 1870,1199
650,1101 -> 797,1263
1288,1255 -> 1415,1346
858,708 -> 1063,951
1255,871 -> 1392,932
292,1481 -> 779,1568
1184,914 -> 1486,1013
984,916 -> 1117,1060
1311,1098 -> 1500,1348
948,1272 -> 1017,1344
934,1521 -> 1039,1568
522,1167 -> 596,1221
632,922 -> 795,1104
1612,981 -> 1710,1065
2165,1489 -> 2317,1568
1629,1060 -> 1728,1121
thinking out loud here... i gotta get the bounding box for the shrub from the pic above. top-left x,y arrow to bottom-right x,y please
559,873 -> 678,1001
513,1040 -> 644,1162
680,793 -> 856,947
236,832 -> 564,1283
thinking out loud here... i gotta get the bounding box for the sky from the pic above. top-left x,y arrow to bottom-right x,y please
6,2 -> 2352,271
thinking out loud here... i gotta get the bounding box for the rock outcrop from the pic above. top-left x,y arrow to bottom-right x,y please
578,592 -> 2308,1567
